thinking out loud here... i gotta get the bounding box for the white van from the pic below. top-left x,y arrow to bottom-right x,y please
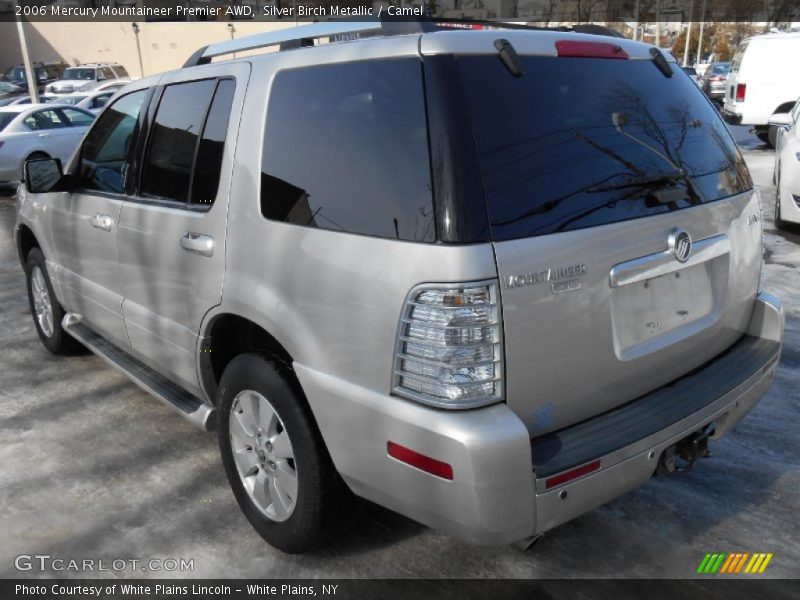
722,32 -> 800,146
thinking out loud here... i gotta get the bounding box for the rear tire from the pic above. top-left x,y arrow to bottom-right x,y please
217,353 -> 359,553
25,248 -> 79,355
755,130 -> 771,145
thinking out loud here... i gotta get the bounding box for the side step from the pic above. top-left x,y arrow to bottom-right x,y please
63,314 -> 216,431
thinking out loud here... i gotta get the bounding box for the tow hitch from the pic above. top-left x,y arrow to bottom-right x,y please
657,424 -> 714,475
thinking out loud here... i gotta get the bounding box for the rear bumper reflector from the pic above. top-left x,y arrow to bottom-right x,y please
387,441 -> 454,480
545,460 -> 601,489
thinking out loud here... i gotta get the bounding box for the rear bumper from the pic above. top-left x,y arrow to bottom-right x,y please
296,293 -> 782,546
721,108 -> 743,125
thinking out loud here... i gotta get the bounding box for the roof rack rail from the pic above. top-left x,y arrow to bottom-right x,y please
182,17 -> 621,68
184,20 -> 384,67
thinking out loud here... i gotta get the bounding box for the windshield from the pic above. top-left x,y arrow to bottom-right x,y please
710,63 -> 730,75
0,113 -> 16,131
457,55 -> 751,240
5,67 -> 25,80
62,68 -> 95,81
58,95 -> 86,105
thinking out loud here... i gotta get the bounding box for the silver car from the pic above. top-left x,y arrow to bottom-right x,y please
0,104 -> 94,182
15,22 -> 784,554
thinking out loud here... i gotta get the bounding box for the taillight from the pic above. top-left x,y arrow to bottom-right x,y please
735,83 -> 746,102
393,281 -> 504,409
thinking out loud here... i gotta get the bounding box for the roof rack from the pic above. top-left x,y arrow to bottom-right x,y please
182,17 -> 622,68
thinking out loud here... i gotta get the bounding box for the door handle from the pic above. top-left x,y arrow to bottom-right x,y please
89,213 -> 113,232
37,132 -> 50,138
180,233 -> 214,257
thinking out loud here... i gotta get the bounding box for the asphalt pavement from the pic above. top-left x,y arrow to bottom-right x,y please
0,126 -> 798,579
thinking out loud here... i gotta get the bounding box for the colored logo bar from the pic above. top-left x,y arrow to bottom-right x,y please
696,553 -> 773,574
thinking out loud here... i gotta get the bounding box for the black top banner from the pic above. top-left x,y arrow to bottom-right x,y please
2,0 -> 800,23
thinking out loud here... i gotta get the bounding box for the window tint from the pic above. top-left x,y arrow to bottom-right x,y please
79,89 -> 147,194
457,55 -> 751,241
190,79 -> 235,206
140,79 -> 217,203
24,109 -> 68,130
61,108 -> 94,126
261,59 -> 434,242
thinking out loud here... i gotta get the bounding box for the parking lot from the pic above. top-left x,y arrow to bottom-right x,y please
0,126 -> 798,579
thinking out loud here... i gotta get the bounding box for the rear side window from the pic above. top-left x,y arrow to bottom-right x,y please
61,108 -> 94,126
0,113 -> 15,132
114,66 -> 130,78
457,55 -> 751,241
261,59 -> 434,242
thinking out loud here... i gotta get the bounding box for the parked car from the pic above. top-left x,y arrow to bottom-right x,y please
722,32 -> 800,146
47,63 -> 131,95
771,99 -> 800,229
701,61 -> 730,102
0,81 -> 25,106
4,62 -> 70,94
50,91 -> 118,113
0,104 -> 94,182
681,65 -> 701,86
5,94 -> 60,106
15,22 -> 783,554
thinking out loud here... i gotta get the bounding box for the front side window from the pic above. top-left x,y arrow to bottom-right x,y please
79,89 -> 147,194
140,79 -> 219,204
260,59 -> 434,242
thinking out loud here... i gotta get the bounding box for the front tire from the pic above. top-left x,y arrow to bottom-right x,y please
775,175 -> 790,231
217,354 -> 358,553
25,248 -> 78,354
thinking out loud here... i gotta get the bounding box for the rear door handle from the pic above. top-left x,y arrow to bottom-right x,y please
180,233 -> 214,257
89,213 -> 113,232
37,132 -> 50,138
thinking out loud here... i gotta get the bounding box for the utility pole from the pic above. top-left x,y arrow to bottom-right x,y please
683,0 -> 695,66
633,0 -> 640,40
696,0 -> 707,64
655,0 -> 661,49
16,15 -> 39,104
132,23 -> 144,79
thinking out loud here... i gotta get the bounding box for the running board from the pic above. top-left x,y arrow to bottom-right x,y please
63,314 -> 215,431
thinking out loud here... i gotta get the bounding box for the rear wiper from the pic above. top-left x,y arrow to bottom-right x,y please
586,170 -> 685,193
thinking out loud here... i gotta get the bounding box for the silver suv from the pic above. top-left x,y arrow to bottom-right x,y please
15,21 -> 784,553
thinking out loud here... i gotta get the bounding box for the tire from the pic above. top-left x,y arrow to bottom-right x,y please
768,125 -> 778,148
25,248 -> 79,354
775,174 -> 789,231
755,130 -> 771,145
217,353 -> 359,553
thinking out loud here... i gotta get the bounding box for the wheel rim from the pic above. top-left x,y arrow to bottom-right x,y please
229,390 -> 298,522
31,265 -> 54,338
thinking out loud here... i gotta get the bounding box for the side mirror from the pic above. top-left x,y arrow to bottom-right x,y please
24,157 -> 66,193
767,112 -> 792,129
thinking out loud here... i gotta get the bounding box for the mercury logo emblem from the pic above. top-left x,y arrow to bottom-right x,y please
669,229 -> 693,263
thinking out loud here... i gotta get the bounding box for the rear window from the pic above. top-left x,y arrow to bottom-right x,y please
0,113 -> 15,132
710,63 -> 730,75
730,43 -> 748,72
260,59 -> 434,242
457,55 -> 751,241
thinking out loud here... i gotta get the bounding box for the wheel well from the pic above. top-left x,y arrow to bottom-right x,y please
200,314 -> 295,403
16,224 -> 39,267
773,102 -> 796,115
